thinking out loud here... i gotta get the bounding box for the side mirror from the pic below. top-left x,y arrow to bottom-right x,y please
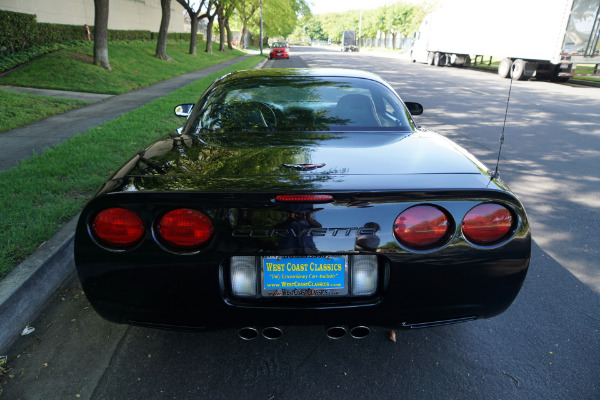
405,102 -> 424,115
174,103 -> 194,117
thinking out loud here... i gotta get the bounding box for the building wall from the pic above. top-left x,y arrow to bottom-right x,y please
0,0 -> 185,32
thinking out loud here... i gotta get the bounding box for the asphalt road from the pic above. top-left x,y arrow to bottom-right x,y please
2,46 -> 599,400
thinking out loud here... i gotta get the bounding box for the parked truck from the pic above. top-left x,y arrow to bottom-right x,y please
341,30 -> 359,52
410,0 -> 600,81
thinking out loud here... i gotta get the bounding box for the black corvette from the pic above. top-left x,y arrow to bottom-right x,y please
74,68 -> 530,338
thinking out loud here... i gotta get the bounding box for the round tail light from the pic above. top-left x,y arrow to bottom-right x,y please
393,205 -> 451,250
462,203 -> 513,245
92,208 -> 145,248
157,209 -> 213,250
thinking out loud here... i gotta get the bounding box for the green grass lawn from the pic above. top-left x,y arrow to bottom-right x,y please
0,39 -> 247,132
0,88 -> 89,133
0,40 -> 246,94
0,55 -> 263,280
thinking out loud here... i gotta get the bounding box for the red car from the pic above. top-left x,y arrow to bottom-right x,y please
269,42 -> 289,59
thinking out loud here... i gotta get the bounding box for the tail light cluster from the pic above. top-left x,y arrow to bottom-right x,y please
393,203 -> 515,250
92,208 -> 145,248
91,207 -> 213,252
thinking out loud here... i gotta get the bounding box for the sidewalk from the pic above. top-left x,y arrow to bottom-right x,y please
0,54 -> 268,352
0,53 -> 263,171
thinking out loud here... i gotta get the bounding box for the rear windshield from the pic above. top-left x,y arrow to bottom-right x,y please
272,42 -> 287,48
190,76 -> 416,133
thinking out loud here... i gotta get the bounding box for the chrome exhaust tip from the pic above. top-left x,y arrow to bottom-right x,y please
262,327 -> 283,340
349,326 -> 370,339
238,327 -> 259,340
326,326 -> 347,339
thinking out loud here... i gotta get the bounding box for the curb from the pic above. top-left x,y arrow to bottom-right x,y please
0,54 -> 269,354
254,55 -> 269,69
0,217 -> 78,353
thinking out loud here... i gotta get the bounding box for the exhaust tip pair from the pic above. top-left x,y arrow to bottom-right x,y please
238,326 -> 283,340
326,326 -> 370,340
238,325 -> 371,340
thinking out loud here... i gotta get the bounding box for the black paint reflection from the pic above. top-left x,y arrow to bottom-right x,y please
354,222 -> 381,252
274,204 -> 323,254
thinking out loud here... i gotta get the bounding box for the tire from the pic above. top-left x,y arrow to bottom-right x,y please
547,65 -> 570,82
427,52 -> 434,65
433,52 -> 446,67
498,58 -> 513,78
511,59 -> 529,81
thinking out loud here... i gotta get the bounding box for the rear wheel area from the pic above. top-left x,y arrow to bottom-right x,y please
433,52 -> 446,67
427,52 -> 434,65
511,59 -> 529,81
498,58 -> 513,78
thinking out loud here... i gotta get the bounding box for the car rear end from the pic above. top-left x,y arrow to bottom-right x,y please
270,43 -> 289,59
75,169 -> 530,332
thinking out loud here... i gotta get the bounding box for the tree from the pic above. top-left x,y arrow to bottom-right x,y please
372,7 -> 387,47
222,2 -> 236,50
176,0 -> 209,55
257,0 -> 311,39
93,0 -> 110,70
235,0 -> 260,49
304,18 -> 325,41
204,1 -> 222,54
217,5 -> 226,52
155,0 -> 172,60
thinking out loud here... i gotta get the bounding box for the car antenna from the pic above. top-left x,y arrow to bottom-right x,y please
491,66 -> 515,180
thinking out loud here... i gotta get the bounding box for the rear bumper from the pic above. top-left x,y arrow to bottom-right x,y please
77,238 -> 530,330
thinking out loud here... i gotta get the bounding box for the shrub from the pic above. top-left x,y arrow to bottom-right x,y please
0,10 -> 37,53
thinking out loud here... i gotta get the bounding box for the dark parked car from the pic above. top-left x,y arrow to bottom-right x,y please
75,68 -> 530,340
269,42 -> 289,59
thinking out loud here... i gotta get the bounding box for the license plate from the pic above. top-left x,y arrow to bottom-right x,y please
261,256 -> 348,297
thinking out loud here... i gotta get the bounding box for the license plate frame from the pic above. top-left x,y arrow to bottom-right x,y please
261,256 -> 349,297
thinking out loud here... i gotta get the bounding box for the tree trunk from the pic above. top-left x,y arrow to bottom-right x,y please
205,17 -> 214,54
239,24 -> 246,49
218,6 -> 226,52
93,0 -> 111,70
155,0 -> 172,60
225,17 -> 233,50
189,14 -> 199,55
176,0 -> 207,56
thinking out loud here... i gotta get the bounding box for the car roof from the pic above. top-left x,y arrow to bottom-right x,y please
216,68 -> 387,85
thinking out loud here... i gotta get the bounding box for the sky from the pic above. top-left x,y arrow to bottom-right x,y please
309,0 -> 427,15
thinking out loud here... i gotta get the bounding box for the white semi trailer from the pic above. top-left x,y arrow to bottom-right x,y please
410,0 -> 600,81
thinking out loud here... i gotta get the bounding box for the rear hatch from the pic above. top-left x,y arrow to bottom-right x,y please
121,130 -> 493,192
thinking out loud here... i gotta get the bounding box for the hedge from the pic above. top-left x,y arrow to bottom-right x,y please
0,9 -> 203,55
0,10 -> 37,53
